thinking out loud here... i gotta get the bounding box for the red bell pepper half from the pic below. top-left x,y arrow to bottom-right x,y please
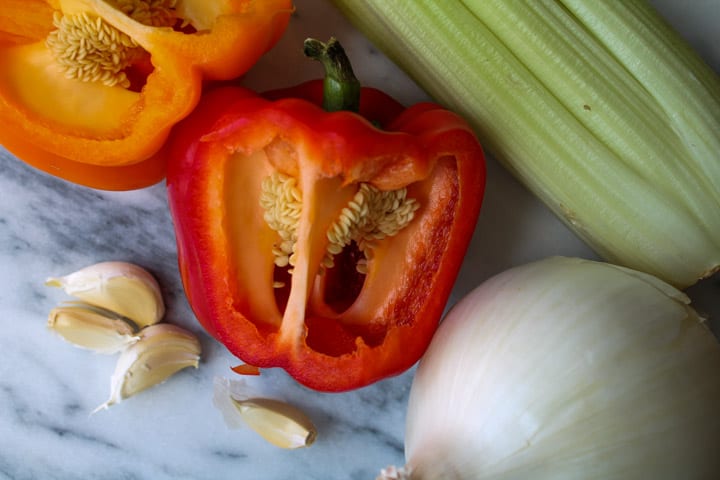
166,39 -> 486,391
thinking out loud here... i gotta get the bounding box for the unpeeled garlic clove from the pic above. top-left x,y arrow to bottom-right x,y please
230,397 -> 318,449
94,323 -> 201,412
46,261 -> 165,328
47,302 -> 140,354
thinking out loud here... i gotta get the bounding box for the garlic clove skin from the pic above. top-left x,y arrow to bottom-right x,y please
47,302 -> 139,354
46,261 -> 165,328
230,397 -> 317,449
95,323 -> 201,412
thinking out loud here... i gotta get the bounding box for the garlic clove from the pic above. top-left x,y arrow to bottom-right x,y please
212,377 -> 317,449
46,261 -> 165,328
47,302 -> 139,354
94,323 -> 201,411
230,397 -> 317,449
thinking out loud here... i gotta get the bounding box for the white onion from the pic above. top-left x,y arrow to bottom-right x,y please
396,257 -> 720,479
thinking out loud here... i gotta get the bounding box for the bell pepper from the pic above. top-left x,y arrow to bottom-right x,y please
166,39 -> 486,391
0,0 -> 293,190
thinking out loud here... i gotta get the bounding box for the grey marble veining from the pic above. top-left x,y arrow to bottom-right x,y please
1,0 -> 719,479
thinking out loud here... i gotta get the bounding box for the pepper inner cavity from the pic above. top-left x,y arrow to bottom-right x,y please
45,0 -> 179,89
260,171 -> 419,288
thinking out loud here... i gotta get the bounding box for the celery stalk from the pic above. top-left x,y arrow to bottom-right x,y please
331,0 -> 720,288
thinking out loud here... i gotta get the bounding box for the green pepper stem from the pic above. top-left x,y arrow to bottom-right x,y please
303,37 -> 361,113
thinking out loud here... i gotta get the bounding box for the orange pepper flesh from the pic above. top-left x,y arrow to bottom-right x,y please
0,0 -> 293,190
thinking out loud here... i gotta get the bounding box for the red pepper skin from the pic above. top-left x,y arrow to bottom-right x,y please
166,80 -> 485,391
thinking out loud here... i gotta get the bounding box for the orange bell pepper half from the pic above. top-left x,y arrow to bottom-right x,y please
0,0 -> 293,190
166,39 -> 486,391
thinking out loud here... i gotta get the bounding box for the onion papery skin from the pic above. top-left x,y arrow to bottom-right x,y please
404,256 -> 720,479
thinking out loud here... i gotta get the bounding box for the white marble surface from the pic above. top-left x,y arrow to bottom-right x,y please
0,1 -> 718,479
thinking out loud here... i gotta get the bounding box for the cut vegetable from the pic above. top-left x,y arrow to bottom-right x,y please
166,39 -> 485,391
0,0 -> 293,189
332,0 -> 720,288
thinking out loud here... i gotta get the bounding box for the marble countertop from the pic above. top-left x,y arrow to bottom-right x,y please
1,1 -> 718,479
